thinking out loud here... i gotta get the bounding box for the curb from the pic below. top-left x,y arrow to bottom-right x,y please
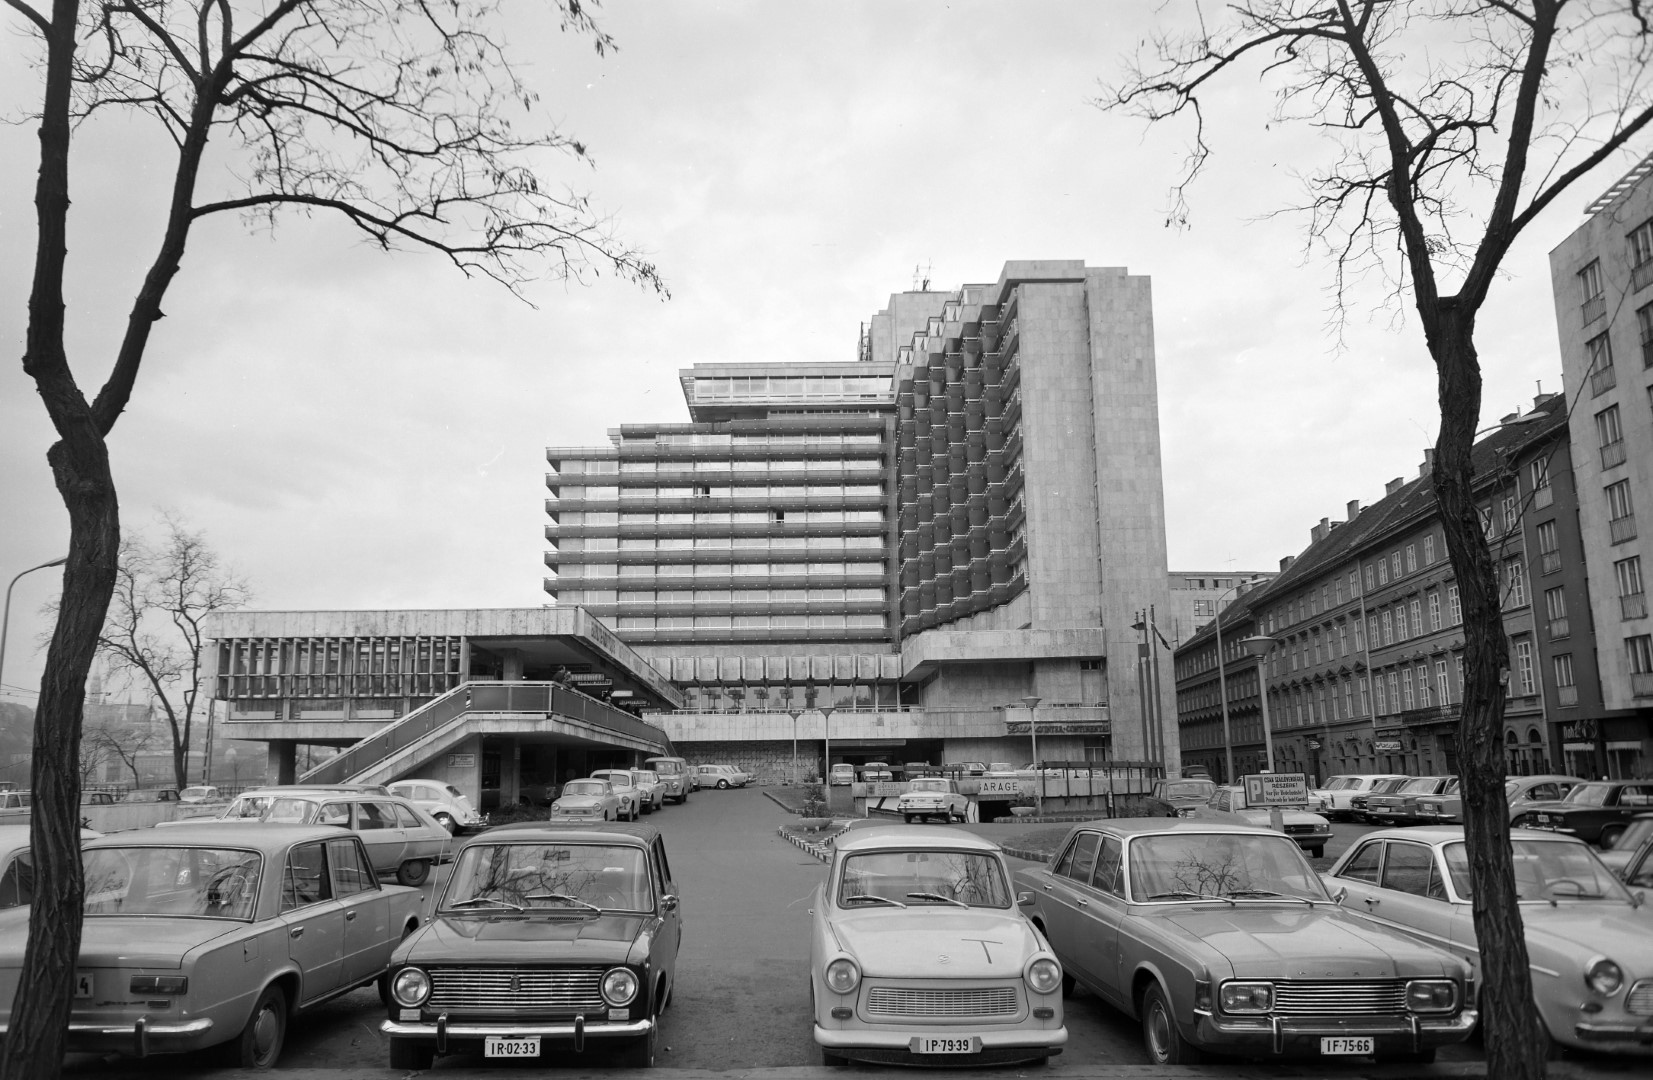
1001,845 -> 1054,864
777,821 -> 855,862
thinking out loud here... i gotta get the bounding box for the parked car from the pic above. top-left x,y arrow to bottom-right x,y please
1324,825 -> 1653,1055
860,762 -> 893,782
172,787 -> 451,885
0,823 -> 100,913
1365,776 -> 1455,826
385,779 -> 484,834
629,769 -> 666,813
0,791 -> 31,822
549,778 -> 623,822
1200,784 -> 1333,858
80,790 -> 117,806
896,778 -> 970,824
1311,774 -> 1407,822
829,763 -> 856,786
1350,776 -> 1412,823
1146,778 -> 1217,818
1415,773 -> 1583,827
1511,779 -> 1653,848
123,788 -> 180,803
1600,812 -> 1653,877
380,821 -> 680,1069
0,824 -> 421,1067
590,769 -> 644,820
693,764 -> 750,789
811,824 -> 1066,1066
179,785 -> 222,804
643,755 -> 692,804
1016,819 -> 1476,1065
985,762 -> 1017,776
942,761 -> 988,777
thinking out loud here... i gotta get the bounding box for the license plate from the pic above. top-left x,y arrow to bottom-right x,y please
1321,1036 -> 1373,1055
484,1037 -> 540,1058
74,972 -> 92,999
910,1036 -> 980,1055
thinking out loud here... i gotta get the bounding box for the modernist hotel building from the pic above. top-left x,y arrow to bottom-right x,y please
208,260 -> 1184,796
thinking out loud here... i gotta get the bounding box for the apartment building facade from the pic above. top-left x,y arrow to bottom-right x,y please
1549,157 -> 1653,777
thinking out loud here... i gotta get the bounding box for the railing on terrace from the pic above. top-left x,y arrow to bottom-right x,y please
301,681 -> 672,786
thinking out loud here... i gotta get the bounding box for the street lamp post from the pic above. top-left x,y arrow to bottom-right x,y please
1238,635 -> 1278,773
1021,695 -> 1042,816
1209,583 -> 1248,785
0,555 -> 68,700
820,706 -> 836,812
787,708 -> 803,786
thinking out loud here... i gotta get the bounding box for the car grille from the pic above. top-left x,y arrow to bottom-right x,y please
1271,980 -> 1410,1016
428,967 -> 607,1014
865,985 -> 1020,1018
1283,823 -> 1318,835
1627,980 -> 1653,1017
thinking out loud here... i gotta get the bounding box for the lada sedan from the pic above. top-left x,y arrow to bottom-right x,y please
380,822 -> 680,1069
811,825 -> 1066,1066
1366,776 -> 1455,826
1015,819 -> 1475,1065
550,778 -> 623,822
1325,826 -> 1653,1055
0,824 -> 421,1067
1202,785 -> 1332,858
896,778 -> 970,824
1414,774 -> 1582,827
1311,775 -> 1405,822
1512,780 -> 1653,848
590,769 -> 644,820
1351,776 -> 1411,822
1146,778 -> 1217,817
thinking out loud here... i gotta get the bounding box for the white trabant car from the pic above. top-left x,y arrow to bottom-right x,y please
629,769 -> 666,813
810,825 -> 1067,1067
548,778 -> 623,822
590,769 -> 643,820
1310,774 -> 1407,821
896,778 -> 970,824
0,824 -> 422,1068
693,764 -> 750,789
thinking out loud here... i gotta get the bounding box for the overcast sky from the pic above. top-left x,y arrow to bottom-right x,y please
0,1 -> 1633,705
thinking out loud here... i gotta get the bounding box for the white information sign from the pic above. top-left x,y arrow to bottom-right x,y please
1243,772 -> 1308,807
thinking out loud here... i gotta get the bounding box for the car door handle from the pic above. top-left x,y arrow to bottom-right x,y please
345,910 -> 357,921
1076,898 -> 1088,907
1363,897 -> 1380,907
290,926 -> 305,938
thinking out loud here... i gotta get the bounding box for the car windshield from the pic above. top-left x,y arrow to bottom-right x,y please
632,771 -> 658,783
561,781 -> 607,797
909,779 -> 949,793
1444,839 -> 1632,902
180,787 -> 213,799
1398,778 -> 1439,793
1613,817 -> 1653,852
1374,778 -> 1408,793
1563,783 -> 1614,806
597,773 -> 634,789
1164,781 -> 1214,799
650,761 -> 684,775
83,846 -> 262,920
443,842 -> 651,913
1128,832 -> 1326,902
838,849 -> 1011,908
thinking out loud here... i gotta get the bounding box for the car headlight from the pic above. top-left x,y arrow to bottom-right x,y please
1405,979 -> 1458,1013
1218,980 -> 1273,1014
602,966 -> 639,1006
1586,958 -> 1623,996
391,967 -> 431,1008
1025,957 -> 1062,995
824,957 -> 860,995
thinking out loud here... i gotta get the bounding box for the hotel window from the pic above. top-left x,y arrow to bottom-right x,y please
1503,495 -> 1518,532
1428,590 -> 1442,631
1448,584 -> 1462,625
1338,622 -> 1349,656
1504,559 -> 1527,609
1616,555 -> 1647,619
1374,677 -> 1387,714
1628,634 -> 1653,678
1631,219 -> 1653,291
1597,404 -> 1626,469
1360,678 -> 1371,715
1402,669 -> 1414,710
1377,560 -> 1389,585
1639,302 -> 1653,367
1416,664 -> 1432,706
1528,458 -> 1552,509
1392,606 -> 1407,642
1536,520 -> 1561,574
1355,617 -> 1367,653
1387,672 -> 1401,714
1382,610 -> 1393,644
1608,479 -> 1637,544
1580,259 -> 1606,323
1344,679 -> 1356,717
1365,564 -> 1375,590
1587,332 -> 1616,396
1513,639 -> 1535,695
1545,587 -> 1569,638
1422,535 -> 1436,564
1390,552 -> 1402,578
1409,598 -> 1423,636
1436,659 -> 1451,705
1366,615 -> 1378,649
1405,544 -> 1417,573
1553,653 -> 1577,706
1349,569 -> 1360,597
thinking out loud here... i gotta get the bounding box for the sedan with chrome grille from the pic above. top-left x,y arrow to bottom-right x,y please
1325,825 -> 1653,1056
380,822 -> 680,1069
811,824 -> 1066,1066
1015,819 -> 1476,1065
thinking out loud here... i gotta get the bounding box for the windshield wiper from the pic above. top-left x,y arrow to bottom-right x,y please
1225,889 -> 1313,905
523,892 -> 603,913
1144,890 -> 1234,905
905,891 -> 969,908
843,894 -> 907,908
447,895 -> 524,912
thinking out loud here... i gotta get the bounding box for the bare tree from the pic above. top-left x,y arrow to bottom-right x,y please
97,516 -> 247,791
2,1 -> 664,1074
1103,3 -> 1653,1076
79,717 -> 155,789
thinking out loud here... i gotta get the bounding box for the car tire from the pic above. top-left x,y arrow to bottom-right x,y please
1600,824 -> 1625,849
389,1038 -> 436,1070
904,814 -> 915,824
434,812 -> 457,835
617,997 -> 658,1067
1141,981 -> 1204,1065
717,779 -> 730,789
227,983 -> 286,1069
1308,846 -> 1324,859
820,1048 -> 848,1066
397,859 -> 430,887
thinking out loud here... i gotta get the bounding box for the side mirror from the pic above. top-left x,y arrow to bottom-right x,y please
1332,886 -> 1348,905
662,894 -> 679,913
1017,891 -> 1036,908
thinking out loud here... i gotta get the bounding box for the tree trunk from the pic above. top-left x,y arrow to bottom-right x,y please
1428,313 -> 1545,1080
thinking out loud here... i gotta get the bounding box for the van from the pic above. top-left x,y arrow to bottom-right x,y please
643,756 -> 692,804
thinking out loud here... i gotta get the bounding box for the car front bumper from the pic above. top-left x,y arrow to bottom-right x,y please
814,1022 -> 1067,1057
1191,1008 -> 1477,1056
382,1014 -> 652,1051
1571,1017 -> 1653,1051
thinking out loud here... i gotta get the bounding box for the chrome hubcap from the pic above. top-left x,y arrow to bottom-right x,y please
252,1006 -> 279,1061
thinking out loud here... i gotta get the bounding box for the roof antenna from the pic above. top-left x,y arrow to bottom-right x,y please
913,261 -> 932,291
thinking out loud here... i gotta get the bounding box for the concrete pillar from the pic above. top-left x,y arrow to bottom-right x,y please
268,742 -> 297,785
502,648 -> 525,681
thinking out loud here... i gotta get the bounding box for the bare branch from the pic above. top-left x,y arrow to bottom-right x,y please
2,0 -> 52,36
